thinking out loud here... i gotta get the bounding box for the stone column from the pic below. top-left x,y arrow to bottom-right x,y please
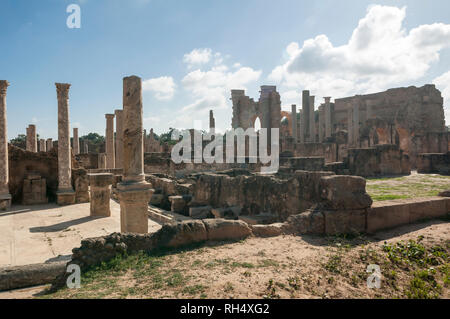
46,138 -> 53,151
353,102 -> 360,147
39,139 -> 46,152
0,80 -> 11,210
73,127 -> 79,155
98,153 -> 106,169
302,90 -> 310,142
209,109 -> 215,132
299,109 -> 304,143
117,76 -> 153,234
291,104 -> 297,143
26,125 -> 37,152
324,97 -> 332,138
89,173 -> 113,217
105,114 -> 115,168
56,83 -> 75,205
318,105 -> 325,143
143,129 -> 148,153
84,142 -> 88,154
347,107 -> 354,146
114,109 -> 124,169
309,96 -> 316,142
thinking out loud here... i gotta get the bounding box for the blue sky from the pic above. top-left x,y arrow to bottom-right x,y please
1,0 -> 450,140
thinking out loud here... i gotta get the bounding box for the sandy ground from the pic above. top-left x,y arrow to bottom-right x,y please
2,219 -> 448,299
0,200 -> 162,267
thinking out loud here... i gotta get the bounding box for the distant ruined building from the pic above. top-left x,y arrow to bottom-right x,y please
230,84 -> 449,172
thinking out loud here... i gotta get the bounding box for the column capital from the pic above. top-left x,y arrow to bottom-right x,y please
0,80 -> 9,95
105,113 -> 115,119
114,109 -> 123,116
324,97 -> 331,103
55,83 -> 71,100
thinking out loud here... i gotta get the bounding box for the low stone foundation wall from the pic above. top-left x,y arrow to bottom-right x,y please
416,152 -> 450,175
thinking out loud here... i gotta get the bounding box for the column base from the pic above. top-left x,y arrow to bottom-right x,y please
56,189 -> 76,206
117,182 -> 153,234
0,193 -> 12,211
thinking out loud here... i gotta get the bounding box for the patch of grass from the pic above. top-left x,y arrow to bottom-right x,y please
405,269 -> 442,299
324,254 -> 342,274
231,261 -> 255,268
224,282 -> 234,293
263,279 -> 280,299
258,259 -> 279,267
182,284 -> 207,296
370,194 -> 410,201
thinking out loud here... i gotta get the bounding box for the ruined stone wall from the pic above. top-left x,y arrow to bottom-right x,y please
75,153 -> 99,169
294,142 -> 338,163
191,171 -> 335,221
347,144 -> 411,177
8,145 -> 58,203
416,152 -> 450,175
334,85 -> 446,167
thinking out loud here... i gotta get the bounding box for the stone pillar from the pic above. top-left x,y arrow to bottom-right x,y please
73,127 -> 79,155
105,114 -> 115,168
309,96 -> 316,142
98,153 -> 106,169
143,129 -> 148,153
115,109 -> 123,169
0,80 -> 11,210
299,109 -> 304,143
117,76 -> 153,234
46,138 -> 53,151
324,97 -> 332,138
56,83 -> 75,205
26,125 -> 37,152
84,142 -> 88,154
291,104 -> 297,143
89,173 -> 113,217
353,102 -> 360,147
209,109 -> 215,132
39,139 -> 46,152
302,90 -> 310,142
347,107 -> 354,146
318,105 -> 325,143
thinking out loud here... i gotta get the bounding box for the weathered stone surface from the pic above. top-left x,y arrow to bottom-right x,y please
189,206 -> 212,219
251,223 -> 284,237
89,173 -> 113,217
203,219 -> 252,241
408,198 -> 448,222
0,80 -> 11,210
114,109 -> 123,169
157,220 -> 208,248
367,203 -> 409,233
323,210 -> 366,235
56,83 -> 75,205
72,168 -> 89,203
169,195 -> 186,213
211,206 -> 241,219
73,127 -> 79,155
319,175 -> 373,210
0,261 -> 66,291
284,211 -> 325,235
416,152 -> 450,175
22,174 -> 47,205
105,114 -> 115,168
117,76 -> 153,233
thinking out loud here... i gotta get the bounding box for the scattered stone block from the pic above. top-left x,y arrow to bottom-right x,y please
203,219 -> 252,241
189,206 -> 212,219
323,209 -> 366,235
319,175 -> 372,210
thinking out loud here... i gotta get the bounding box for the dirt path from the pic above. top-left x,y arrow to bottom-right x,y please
3,219 -> 448,299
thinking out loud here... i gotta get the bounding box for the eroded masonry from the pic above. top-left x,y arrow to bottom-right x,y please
1,78 -> 449,236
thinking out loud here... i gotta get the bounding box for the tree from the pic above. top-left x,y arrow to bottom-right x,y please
10,134 -> 26,149
80,133 -> 105,153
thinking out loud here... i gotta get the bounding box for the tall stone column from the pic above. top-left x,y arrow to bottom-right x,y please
291,104 -> 297,143
73,127 -> 80,155
353,102 -> 360,147
309,96 -> 316,142
98,153 -> 106,169
84,142 -> 88,154
347,107 -> 354,146
39,139 -> 46,152
105,114 -> 115,168
324,97 -> 332,138
114,109 -> 124,169
143,129 -> 148,153
26,125 -> 37,152
46,138 -> 53,151
299,109 -> 304,143
302,90 -> 310,142
56,83 -> 75,205
318,105 -> 325,143
117,76 -> 153,234
0,80 -> 11,210
209,109 -> 215,132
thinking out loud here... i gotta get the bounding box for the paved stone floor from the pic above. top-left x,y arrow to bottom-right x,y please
0,201 -> 162,267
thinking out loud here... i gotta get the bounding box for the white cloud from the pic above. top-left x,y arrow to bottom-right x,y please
433,71 -> 450,125
183,48 -> 213,68
167,49 -> 261,130
269,5 -> 450,108
142,76 -> 176,101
